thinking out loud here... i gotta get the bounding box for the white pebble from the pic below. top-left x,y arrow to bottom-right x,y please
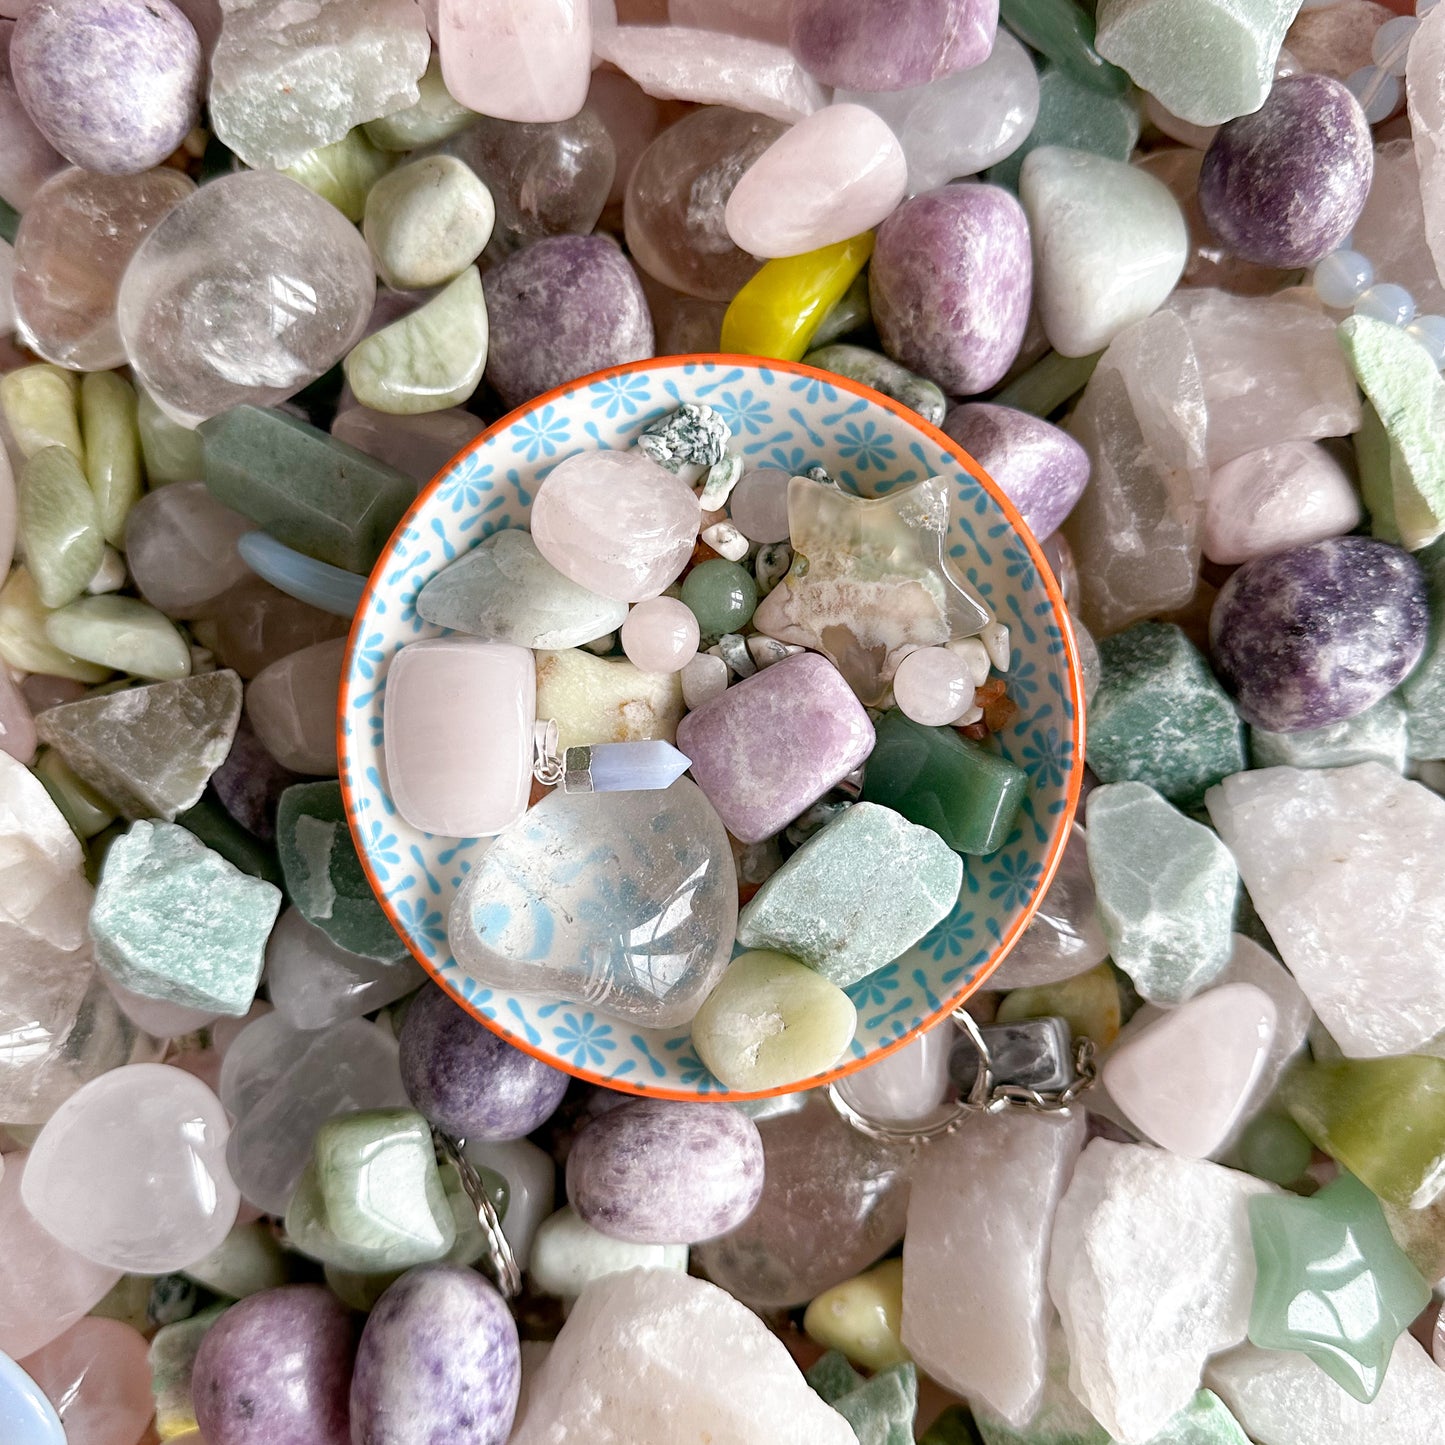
681,652 -> 730,709
701,521 -> 750,562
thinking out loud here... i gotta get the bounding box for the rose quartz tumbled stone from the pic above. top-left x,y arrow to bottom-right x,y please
621,596 -> 700,674
892,646 -> 975,725
19,1317 -> 154,1445
438,0 -> 591,122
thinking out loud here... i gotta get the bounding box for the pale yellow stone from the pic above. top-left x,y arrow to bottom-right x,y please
996,961 -> 1122,1049
803,1258 -> 910,1371
0,364 -> 83,463
0,566 -> 110,682
534,647 -> 684,750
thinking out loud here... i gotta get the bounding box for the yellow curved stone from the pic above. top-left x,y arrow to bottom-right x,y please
803,1258 -> 910,1371
0,567 -> 110,681
0,364 -> 83,463
996,960 -> 1123,1048
81,371 -> 143,548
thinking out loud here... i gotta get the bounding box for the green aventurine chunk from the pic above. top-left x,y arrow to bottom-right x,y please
35,671 -> 243,820
200,405 -> 415,572
977,1385 -> 1247,1445
91,820 -> 281,1015
276,780 -> 408,961
999,0 -> 1130,94
830,1361 -> 918,1445
19,446 -> 105,608
1087,622 -> 1246,809
1400,537 -> 1445,760
860,710 -> 1028,856
1250,694 -> 1409,772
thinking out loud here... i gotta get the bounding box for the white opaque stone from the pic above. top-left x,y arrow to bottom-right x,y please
363,154 -> 495,292
834,1025 -> 952,1126
620,596 -> 700,674
22,1063 -> 239,1273
105,976 -> 218,1038
1103,982 -> 1277,1159
528,1205 -> 687,1303
680,651 -> 730,709
463,1137 -> 554,1272
903,1110 -> 1086,1428
244,636 -> 345,775
438,0 -> 592,122
891,646 -> 974,725
384,637 -> 535,838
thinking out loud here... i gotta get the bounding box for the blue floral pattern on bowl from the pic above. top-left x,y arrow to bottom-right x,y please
340,357 -> 1083,1098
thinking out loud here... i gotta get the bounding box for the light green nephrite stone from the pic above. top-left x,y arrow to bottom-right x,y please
44,596 -> 192,682
19,446 -> 105,609
1250,694 -> 1409,773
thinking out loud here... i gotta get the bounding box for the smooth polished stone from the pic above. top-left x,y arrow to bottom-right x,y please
363,155 -> 492,290
789,0 -> 999,91
0,22 -> 64,211
18,1316 -> 152,1445
148,1303 -> 227,1440
199,577 -> 349,681
804,1259 -> 907,1372
528,1206 -> 688,1304
281,127 -> 395,224
44,597 -> 190,682
364,51 -> 474,150
0,1346 -> 65,1445
803,344 -> 946,425
681,558 -> 756,642
183,1220 -> 292,1300
118,173 -> 375,427
1249,694 -> 1408,773
331,404 -> 482,485
0,365 -> 82,463
891,647 -> 973,725
238,533 -> 364,620
835,1024 -> 953,1127
79,371 -> 142,552
620,597 -> 699,673
0,568 -> 109,683
136,386 -> 202,484
438,0 -> 590,121
535,646 -> 684,751
32,747 -> 114,845
19,447 -> 103,611
125,483 -> 252,619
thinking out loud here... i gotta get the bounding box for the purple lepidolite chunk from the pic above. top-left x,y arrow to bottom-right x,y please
789,0 -> 999,91
1209,537 -> 1428,733
566,1098 -> 765,1245
675,651 -> 875,844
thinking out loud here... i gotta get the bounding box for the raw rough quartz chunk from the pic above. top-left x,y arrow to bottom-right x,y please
513,1268 -> 856,1445
1206,763 -> 1445,1059
1407,3 -> 1445,290
438,0 -> 591,122
449,778 -> 737,1028
788,0 -> 999,91
35,670 -> 242,821
903,1110 -> 1086,1428
0,749 -> 90,950
1086,781 -> 1237,1004
117,172 -> 375,426
1047,1139 -> 1273,1444
210,0 -> 430,169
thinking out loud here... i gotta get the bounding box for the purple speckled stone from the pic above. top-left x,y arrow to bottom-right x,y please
192,1285 -> 357,1445
399,982 -> 570,1141
943,401 -> 1090,540
869,183 -> 1032,396
789,0 -> 999,91
1198,74 -> 1373,269
482,234 -> 654,409
351,1265 -> 520,1445
211,715 -> 305,841
11,0 -> 202,175
1209,537 -> 1428,734
675,651 -> 875,845
566,1097 -> 765,1245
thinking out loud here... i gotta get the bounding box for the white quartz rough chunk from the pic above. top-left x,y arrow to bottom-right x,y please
0,751 -> 91,951
1406,4 -> 1445,296
1206,763 -> 1445,1059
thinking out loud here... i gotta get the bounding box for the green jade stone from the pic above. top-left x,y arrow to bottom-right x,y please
0,196 -> 17,245
0,364 -> 83,462
33,747 -> 117,839
0,566 -> 110,682
19,446 -> 105,609
34,670 -> 242,821
1234,1111 -> 1314,1187
736,801 -> 962,987
1087,622 -> 1246,809
1246,1172 -> 1431,1403
176,792 -> 285,889
148,1303 -> 229,1439
803,344 -> 947,426
831,1362 -> 918,1445
44,596 -> 191,681
80,370 -> 143,547
277,780 -> 409,962
978,1389 -> 1247,1445
859,709 -> 1028,856
182,1219 -> 293,1299
805,1348 -> 863,1405
1282,1052 -> 1445,1209
364,54 -> 477,151
137,388 -> 203,485
991,349 -> 1102,419
343,266 -> 488,416
681,558 -> 758,641
999,0 -> 1131,95
91,819 -> 281,1015
1249,693 -> 1409,772
283,127 -> 395,222
200,405 -> 415,573
1400,536 -> 1445,760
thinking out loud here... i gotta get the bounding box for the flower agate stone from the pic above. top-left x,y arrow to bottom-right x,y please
869,183 -> 1031,394
530,448 -> 696,603
802,344 -> 947,425
117,172 -> 375,427
534,648 -> 685,749
35,670 -> 242,821
1086,622 -> 1245,810
567,1100 -> 764,1244
362,155 -> 492,290
482,236 -> 653,408
190,1286 -> 354,1445
1095,0 -> 1298,126
1207,763 -> 1445,1059
399,983 -> 567,1141
903,1111 -> 1086,1428
18,448 -> 103,611
1047,1139 -> 1272,1444
23,1063 -> 238,1272
512,1269 -> 855,1445
620,597 -> 699,673
528,1206 -> 688,1304
1086,782 -> 1237,1005
449,778 -> 736,1029
788,0 -> 998,91
11,0 -> 201,173
1209,539 -> 1427,733
677,651 -> 873,843
438,0 -> 589,121
18,1317 -> 154,1445
1021,148 -> 1187,358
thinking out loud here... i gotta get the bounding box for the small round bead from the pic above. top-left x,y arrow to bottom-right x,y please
681,558 -> 758,638
1406,314 -> 1445,368
620,597 -> 701,674
728,468 -> 792,544
1313,249 -> 1375,309
1346,65 -> 1400,123
892,647 -> 975,726
1354,282 -> 1417,327
1374,15 -> 1420,76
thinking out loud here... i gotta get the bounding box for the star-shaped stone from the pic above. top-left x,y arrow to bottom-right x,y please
751,474 -> 991,706
1246,1171 -> 1431,1402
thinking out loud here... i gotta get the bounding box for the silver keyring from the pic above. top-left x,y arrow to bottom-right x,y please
433,1129 -> 522,1299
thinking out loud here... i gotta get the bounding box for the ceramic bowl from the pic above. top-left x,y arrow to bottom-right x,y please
340,355 -> 1084,1099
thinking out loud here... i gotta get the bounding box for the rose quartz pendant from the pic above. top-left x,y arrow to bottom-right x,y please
384,637 -> 535,838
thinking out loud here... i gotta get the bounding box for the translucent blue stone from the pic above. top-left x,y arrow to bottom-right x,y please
238,530 -> 367,618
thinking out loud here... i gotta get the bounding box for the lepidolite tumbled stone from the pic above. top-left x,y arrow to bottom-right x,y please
1209,537 -> 1429,734
788,0 -> 998,91
1198,74 -> 1373,269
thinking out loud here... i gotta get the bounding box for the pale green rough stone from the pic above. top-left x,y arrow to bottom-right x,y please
806,1349 -> 863,1405
343,266 -> 488,415
1400,536 -> 1445,759
736,802 -> 963,988
828,1361 -> 918,1445
0,566 -> 111,682
80,370 -> 143,548
91,820 -> 281,1015
19,446 -> 105,609
362,154 -> 494,290
137,388 -> 203,486
44,596 -> 192,682
0,364 -> 83,462
284,127 -> 395,222
364,54 -> 477,151
1339,315 -> 1445,551
1085,781 -> 1238,1004
34,671 -> 243,821
1250,694 -> 1409,772
149,1302 -> 229,1439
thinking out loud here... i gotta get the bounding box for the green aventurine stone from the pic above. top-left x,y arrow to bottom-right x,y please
680,558 -> 758,640
176,793 -> 285,889
276,780 -> 408,961
806,1348 -> 863,1405
859,710 -> 1028,856
737,802 -> 962,988
1339,315 -> 1445,551
1249,694 -> 1409,772
343,266 -> 488,415
1087,622 -> 1246,809
81,370 -> 144,547
0,566 -> 111,682
1282,1053 -> 1445,1209
830,1361 -> 918,1445
44,596 -> 192,681
283,127 -> 395,222
919,1407 -> 984,1445
977,1386 -> 1246,1445
1400,537 -> 1445,759
35,670 -> 242,821
200,406 -> 415,572
999,0 -> 1130,95
33,747 -> 117,838
91,820 -> 281,1015
19,446 -> 105,608
137,387 -> 203,486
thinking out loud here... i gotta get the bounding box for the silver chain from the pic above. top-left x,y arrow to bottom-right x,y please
433,1129 -> 522,1298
